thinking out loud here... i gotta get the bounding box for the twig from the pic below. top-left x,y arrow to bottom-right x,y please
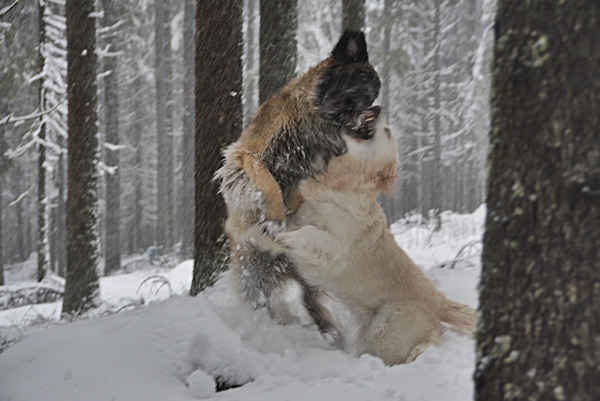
0,99 -> 65,126
0,0 -> 20,19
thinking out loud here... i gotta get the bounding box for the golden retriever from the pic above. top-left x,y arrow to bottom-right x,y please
276,118 -> 475,365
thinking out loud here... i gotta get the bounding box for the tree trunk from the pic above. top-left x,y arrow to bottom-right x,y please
37,1 -> 47,282
476,2 -> 600,400
0,177 -> 3,286
430,0 -> 442,228
129,73 -> 144,255
244,0 -> 258,125
155,0 -> 174,254
63,0 -> 100,314
180,0 -> 195,259
259,0 -> 298,104
102,0 -> 121,275
56,135 -> 67,277
191,0 -> 243,295
341,0 -> 365,31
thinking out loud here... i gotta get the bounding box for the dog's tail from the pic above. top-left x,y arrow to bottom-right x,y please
439,300 -> 476,336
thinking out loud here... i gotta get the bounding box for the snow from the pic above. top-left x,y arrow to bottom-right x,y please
0,208 -> 484,401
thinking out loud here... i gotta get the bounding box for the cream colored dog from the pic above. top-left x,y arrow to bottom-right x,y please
277,119 -> 475,365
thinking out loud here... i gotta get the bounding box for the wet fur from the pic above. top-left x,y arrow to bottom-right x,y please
216,31 -> 380,345
277,120 -> 476,365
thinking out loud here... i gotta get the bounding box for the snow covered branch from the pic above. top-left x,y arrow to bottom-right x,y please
0,0 -> 19,18
0,100 -> 65,126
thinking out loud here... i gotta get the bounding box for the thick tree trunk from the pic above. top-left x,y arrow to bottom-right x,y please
180,0 -> 195,259
191,0 -> 243,295
155,0 -> 174,253
259,0 -> 297,104
341,0 -> 365,31
102,0 -> 121,275
63,0 -> 100,314
476,2 -> 600,400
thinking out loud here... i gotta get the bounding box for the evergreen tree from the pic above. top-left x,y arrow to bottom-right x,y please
62,0 -> 100,314
191,0 -> 243,295
476,1 -> 600,399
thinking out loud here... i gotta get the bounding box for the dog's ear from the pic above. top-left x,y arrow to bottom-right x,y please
331,30 -> 369,64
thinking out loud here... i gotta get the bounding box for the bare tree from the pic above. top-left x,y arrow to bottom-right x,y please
259,0 -> 297,103
191,0 -> 243,295
62,0 -> 100,314
476,1 -> 600,400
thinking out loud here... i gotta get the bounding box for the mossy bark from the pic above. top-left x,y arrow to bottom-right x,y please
476,2 -> 600,400
191,0 -> 243,296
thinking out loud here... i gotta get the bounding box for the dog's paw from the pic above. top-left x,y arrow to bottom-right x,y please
259,219 -> 286,238
275,226 -> 314,252
322,326 -> 345,350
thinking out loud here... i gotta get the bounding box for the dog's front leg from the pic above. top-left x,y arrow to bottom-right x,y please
275,225 -> 340,269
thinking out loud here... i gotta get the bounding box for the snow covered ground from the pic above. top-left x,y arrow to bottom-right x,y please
0,206 -> 485,401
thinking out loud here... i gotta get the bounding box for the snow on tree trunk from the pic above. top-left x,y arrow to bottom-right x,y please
243,0 -> 259,125
56,135 -> 66,277
476,2 -> 600,400
36,1 -> 47,283
155,0 -> 174,255
102,0 -> 121,275
342,0 -> 365,31
258,0 -> 297,104
191,0 -> 243,295
180,0 -> 195,259
63,0 -> 100,314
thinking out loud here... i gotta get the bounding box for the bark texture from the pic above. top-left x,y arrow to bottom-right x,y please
155,0 -> 174,252
259,0 -> 297,104
191,0 -> 243,295
102,0 -> 121,275
476,2 -> 600,400
37,1 -> 47,282
342,0 -> 365,31
63,0 -> 100,314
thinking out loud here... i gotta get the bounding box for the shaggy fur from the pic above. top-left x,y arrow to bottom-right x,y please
277,119 -> 476,365
216,31 -> 380,346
